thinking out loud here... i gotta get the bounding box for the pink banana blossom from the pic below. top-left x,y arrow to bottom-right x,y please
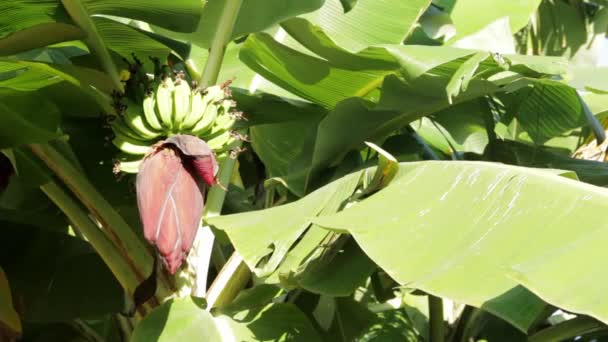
136,135 -> 218,274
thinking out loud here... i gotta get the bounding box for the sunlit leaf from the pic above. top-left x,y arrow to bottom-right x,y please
313,161 -> 608,329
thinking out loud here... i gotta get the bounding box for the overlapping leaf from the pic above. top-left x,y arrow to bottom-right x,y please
313,161 -> 608,330
132,295 -> 321,341
207,170 -> 360,277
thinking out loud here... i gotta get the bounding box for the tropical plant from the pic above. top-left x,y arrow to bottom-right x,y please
2,0 -> 608,341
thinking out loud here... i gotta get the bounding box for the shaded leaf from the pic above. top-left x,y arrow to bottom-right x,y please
339,0 -> 358,13
0,101 -> 60,149
0,223 -> 124,322
414,99 -> 491,155
94,17 -> 189,71
486,139 -> 608,187
83,0 -> 203,33
0,1 -> 82,56
0,266 -> 20,337
217,303 -> 322,341
510,81 -> 587,144
294,237 -> 376,296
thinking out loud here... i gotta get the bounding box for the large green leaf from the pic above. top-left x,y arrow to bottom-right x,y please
0,1 -> 83,56
83,0 -> 202,33
508,80 -> 587,144
447,0 -> 541,42
413,99 -> 491,155
0,59 -> 113,94
293,237 -> 376,296
239,23 -> 481,108
294,74 -> 496,191
93,17 -> 188,71
199,0 -> 324,46
131,298 -> 221,341
154,0 -> 325,48
0,59 -> 115,118
299,0 -> 431,52
280,17 -> 398,69
534,0 -> 587,58
313,161 -> 608,330
240,0 -> 430,99
234,90 -> 327,182
0,0 -> 200,57
207,170 -> 360,276
240,33 -> 394,108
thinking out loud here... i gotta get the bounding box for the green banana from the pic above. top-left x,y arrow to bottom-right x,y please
206,130 -> 236,152
111,118 -> 146,141
116,158 -> 142,173
180,91 -> 206,130
113,152 -> 144,174
173,79 -> 191,128
122,100 -> 162,140
142,95 -> 163,131
190,102 -> 218,136
112,128 -> 152,156
182,85 -> 227,130
206,112 -> 236,139
156,78 -> 175,130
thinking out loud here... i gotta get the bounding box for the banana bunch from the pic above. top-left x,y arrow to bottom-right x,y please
110,74 -> 244,173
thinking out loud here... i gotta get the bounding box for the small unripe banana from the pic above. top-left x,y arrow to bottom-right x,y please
206,112 -> 236,139
122,100 -> 162,140
112,118 -> 144,141
191,103 -> 218,136
206,130 -> 235,152
112,128 -> 153,156
173,79 -> 191,128
116,158 -> 142,173
142,95 -> 164,131
181,91 -> 206,130
156,78 -> 175,130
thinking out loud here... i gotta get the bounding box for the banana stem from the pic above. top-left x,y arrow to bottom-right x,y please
29,144 -> 171,298
205,252 -> 250,309
61,0 -> 124,92
194,0 -> 248,307
198,0 -> 243,88
41,181 -> 139,293
429,295 -> 445,342
577,92 -> 606,144
201,156 -> 250,307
